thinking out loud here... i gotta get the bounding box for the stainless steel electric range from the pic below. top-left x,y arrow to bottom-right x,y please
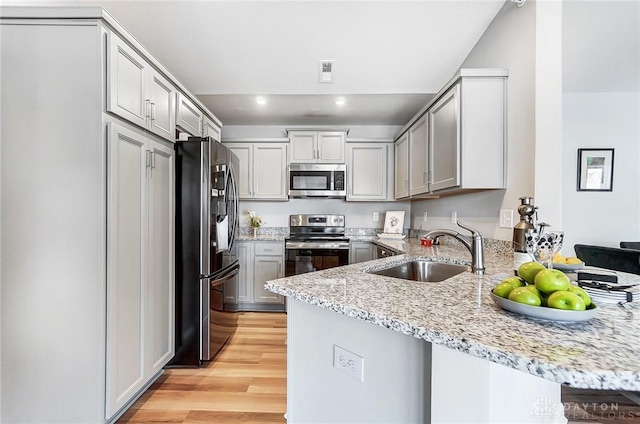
284,214 -> 350,277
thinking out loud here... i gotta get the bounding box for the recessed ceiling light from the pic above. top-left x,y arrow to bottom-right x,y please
255,96 -> 267,105
335,97 -> 346,106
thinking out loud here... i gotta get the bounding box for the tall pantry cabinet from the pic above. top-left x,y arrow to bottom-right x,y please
0,8 -> 215,423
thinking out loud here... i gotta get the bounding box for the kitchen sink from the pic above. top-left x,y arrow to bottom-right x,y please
367,260 -> 469,282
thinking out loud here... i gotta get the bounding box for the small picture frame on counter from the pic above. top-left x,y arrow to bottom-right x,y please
577,148 -> 614,192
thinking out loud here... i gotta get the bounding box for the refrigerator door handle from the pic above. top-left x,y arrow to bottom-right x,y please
204,260 -> 240,287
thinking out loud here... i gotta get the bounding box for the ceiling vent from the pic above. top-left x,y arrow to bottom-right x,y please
318,60 -> 335,83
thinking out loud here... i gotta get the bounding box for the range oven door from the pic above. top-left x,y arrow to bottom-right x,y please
285,244 -> 349,277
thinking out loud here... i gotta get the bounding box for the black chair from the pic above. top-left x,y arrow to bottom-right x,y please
574,244 -> 640,275
620,241 -> 640,250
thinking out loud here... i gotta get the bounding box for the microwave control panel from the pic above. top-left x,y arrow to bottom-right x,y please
334,173 -> 345,191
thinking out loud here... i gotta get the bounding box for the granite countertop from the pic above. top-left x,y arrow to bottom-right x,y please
265,238 -> 640,391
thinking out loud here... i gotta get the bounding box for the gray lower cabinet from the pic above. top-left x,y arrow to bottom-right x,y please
349,242 -> 375,264
226,241 -> 285,311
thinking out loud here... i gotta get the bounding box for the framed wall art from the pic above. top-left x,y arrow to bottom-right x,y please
577,148 -> 614,192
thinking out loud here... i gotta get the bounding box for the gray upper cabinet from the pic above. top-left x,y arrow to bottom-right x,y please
107,32 -> 147,129
176,92 -> 203,136
202,115 -> 221,141
147,70 -> 176,141
408,116 -> 429,196
107,32 -> 177,142
289,130 -> 346,163
226,141 -> 288,201
347,142 -> 394,201
428,83 -> 460,192
394,69 -> 507,198
394,132 -> 410,200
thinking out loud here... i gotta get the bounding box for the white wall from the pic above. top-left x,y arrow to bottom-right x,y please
240,199 -> 411,230
561,1 -> 640,253
411,0 -> 536,241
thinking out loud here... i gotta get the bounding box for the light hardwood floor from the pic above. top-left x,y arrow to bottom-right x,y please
118,312 -> 287,424
118,311 -> 639,424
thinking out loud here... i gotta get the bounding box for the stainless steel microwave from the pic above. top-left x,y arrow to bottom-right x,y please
288,164 -> 346,198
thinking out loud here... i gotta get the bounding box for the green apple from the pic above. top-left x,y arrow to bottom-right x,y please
501,276 -> 526,288
547,290 -> 586,311
567,285 -> 592,307
523,284 -> 542,298
493,282 -> 517,298
508,286 -> 542,306
517,261 -> 546,284
534,269 -> 571,294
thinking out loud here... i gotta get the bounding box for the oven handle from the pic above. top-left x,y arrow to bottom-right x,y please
285,241 -> 350,250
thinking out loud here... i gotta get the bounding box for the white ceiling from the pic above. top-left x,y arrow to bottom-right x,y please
18,0 -> 509,125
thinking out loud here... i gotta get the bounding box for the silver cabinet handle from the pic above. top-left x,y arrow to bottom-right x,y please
145,99 -> 151,119
145,150 -> 152,168
151,151 -> 156,169
150,103 -> 156,120
277,263 -> 282,275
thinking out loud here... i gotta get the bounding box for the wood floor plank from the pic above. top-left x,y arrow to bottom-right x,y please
183,410 -> 285,424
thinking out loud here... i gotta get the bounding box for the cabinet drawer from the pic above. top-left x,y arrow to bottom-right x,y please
254,242 -> 284,256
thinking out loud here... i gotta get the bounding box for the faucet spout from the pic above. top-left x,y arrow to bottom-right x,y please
423,221 -> 486,275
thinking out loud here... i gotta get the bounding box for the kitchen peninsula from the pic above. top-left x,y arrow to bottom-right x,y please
265,238 -> 640,423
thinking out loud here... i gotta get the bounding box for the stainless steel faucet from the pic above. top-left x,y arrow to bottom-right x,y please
423,221 -> 486,275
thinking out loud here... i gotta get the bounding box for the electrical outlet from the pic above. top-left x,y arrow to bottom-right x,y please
423,212 -> 428,223
372,212 -> 379,222
451,210 -> 457,224
499,209 -> 514,228
333,345 -> 364,382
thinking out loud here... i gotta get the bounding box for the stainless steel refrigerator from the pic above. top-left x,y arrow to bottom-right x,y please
171,136 -> 239,366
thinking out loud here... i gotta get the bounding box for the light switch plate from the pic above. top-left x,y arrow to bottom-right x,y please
499,209 -> 514,228
372,212 -> 379,222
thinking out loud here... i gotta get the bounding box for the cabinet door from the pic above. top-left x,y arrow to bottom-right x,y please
349,242 -> 375,264
147,139 -> 175,376
409,117 -> 429,195
429,84 -> 460,192
236,242 -> 253,303
253,144 -> 288,200
147,70 -> 176,142
107,33 -> 148,129
106,122 -> 147,417
227,144 -> 252,199
394,132 -> 410,199
289,131 -> 317,163
176,92 -> 203,136
253,256 -> 284,303
318,131 -> 345,163
202,116 -> 221,141
347,143 -> 389,201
